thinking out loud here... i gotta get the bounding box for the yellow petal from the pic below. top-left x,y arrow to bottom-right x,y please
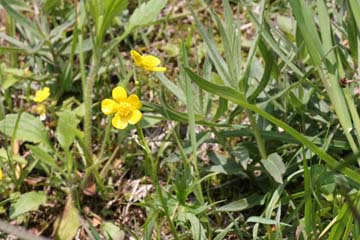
112,113 -> 129,129
128,94 -> 142,110
34,87 -> 50,103
0,168 -> 2,180
128,110 -> 142,124
35,103 -> 46,115
130,50 -> 143,66
112,86 -> 127,102
141,55 -> 161,67
101,99 -> 119,115
143,66 -> 167,72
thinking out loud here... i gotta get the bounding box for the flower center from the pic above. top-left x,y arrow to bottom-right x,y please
117,101 -> 132,117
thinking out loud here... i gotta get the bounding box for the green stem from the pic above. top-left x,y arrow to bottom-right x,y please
136,124 -> 179,240
343,87 -> 360,145
84,54 -> 99,163
97,117 -> 112,164
247,109 -> 267,160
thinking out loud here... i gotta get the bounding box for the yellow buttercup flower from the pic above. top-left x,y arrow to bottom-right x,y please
34,87 -> 50,103
101,86 -> 142,130
130,50 -> 166,72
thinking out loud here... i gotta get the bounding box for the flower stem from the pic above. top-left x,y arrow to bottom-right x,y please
247,109 -> 267,160
136,124 -> 179,240
84,54 -> 99,164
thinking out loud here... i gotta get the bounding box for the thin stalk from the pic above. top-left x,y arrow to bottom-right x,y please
247,110 -> 267,160
301,114 -> 313,238
97,117 -> 112,164
136,124 -> 179,240
84,54 -> 99,162
343,87 -> 360,145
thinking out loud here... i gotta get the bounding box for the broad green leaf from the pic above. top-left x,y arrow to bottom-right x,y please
55,195 -> 81,240
55,110 -> 81,150
261,153 -> 286,184
0,112 -> 51,148
102,222 -> 125,240
10,191 -> 47,219
127,0 -> 167,31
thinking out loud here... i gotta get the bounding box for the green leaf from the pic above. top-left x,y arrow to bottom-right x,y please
185,213 -> 207,240
55,110 -> 81,150
10,191 -> 47,219
102,222 -> 125,240
247,216 -> 291,227
261,153 -> 286,184
0,112 -> 51,148
55,195 -> 81,240
217,194 -> 264,212
156,73 -> 186,104
0,0 -> 44,40
127,0 -> 167,31
98,0 -> 128,44
185,68 -> 360,184
27,144 -> 57,168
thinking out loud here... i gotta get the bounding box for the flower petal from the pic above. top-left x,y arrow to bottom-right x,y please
34,87 -> 50,103
101,99 -> 119,115
112,113 -> 129,130
141,55 -> 161,67
143,66 -> 167,72
128,110 -> 142,124
112,86 -> 127,102
128,94 -> 142,110
130,50 -> 143,66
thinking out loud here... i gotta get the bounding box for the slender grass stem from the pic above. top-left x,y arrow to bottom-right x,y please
247,109 -> 267,160
84,55 -> 99,163
343,87 -> 360,145
136,124 -> 179,240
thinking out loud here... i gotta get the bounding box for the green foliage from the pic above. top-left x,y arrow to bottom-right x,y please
1,0 -> 360,239
9,191 -> 47,219
0,112 -> 51,148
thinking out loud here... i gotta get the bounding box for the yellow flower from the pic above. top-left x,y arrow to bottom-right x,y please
101,86 -> 142,130
34,87 -> 50,103
0,168 -> 2,180
35,103 -> 47,121
130,50 -> 166,72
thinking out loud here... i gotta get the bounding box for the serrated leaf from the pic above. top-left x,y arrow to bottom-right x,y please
261,153 -> 286,184
127,0 -> 167,31
55,110 -> 80,150
55,195 -> 81,240
0,112 -> 51,148
10,191 -> 47,219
